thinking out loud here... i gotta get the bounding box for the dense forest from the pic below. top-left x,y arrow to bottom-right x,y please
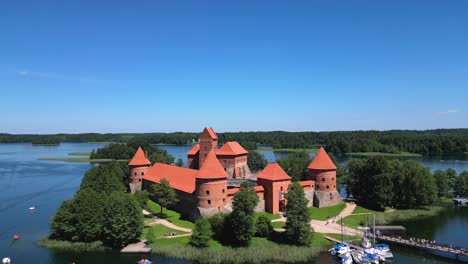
2,128 -> 468,155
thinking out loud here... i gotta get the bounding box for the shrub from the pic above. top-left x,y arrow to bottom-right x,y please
255,216 -> 273,237
190,218 -> 213,248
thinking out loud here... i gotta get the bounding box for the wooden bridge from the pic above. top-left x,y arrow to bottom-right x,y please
374,234 -> 468,262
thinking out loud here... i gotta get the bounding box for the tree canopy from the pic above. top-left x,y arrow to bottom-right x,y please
247,151 -> 268,172
455,171 -> 468,197
190,218 -> 213,248
150,178 -> 179,215
285,182 -> 312,246
348,157 -> 437,209
277,152 -> 311,181
224,182 -> 259,246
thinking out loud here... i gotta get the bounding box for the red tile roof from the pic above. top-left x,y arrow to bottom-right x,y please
216,141 -> 248,156
254,185 -> 264,192
144,163 -> 197,193
307,147 -> 336,170
128,147 -> 151,166
196,150 -> 228,179
187,144 -> 200,155
257,162 -> 291,181
202,127 -> 218,140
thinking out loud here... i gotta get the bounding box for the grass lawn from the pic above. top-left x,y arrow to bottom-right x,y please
339,204 -> 447,229
271,221 -> 286,229
254,212 -> 281,221
146,200 -> 195,229
308,202 -> 346,220
68,152 -> 91,156
345,152 -> 422,157
257,147 -> 318,153
143,224 -> 189,242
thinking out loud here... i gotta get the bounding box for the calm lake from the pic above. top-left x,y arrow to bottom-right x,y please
0,143 -> 467,264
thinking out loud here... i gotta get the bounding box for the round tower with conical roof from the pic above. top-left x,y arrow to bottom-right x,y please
195,150 -> 228,215
308,147 -> 341,207
128,147 -> 152,191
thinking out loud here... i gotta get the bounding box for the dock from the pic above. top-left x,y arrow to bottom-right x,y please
372,225 -> 406,232
454,198 -> 468,206
324,235 -> 364,251
120,240 -> 152,254
375,235 -> 468,262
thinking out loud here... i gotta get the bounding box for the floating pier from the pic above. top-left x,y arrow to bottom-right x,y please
121,240 -> 152,254
375,235 -> 468,262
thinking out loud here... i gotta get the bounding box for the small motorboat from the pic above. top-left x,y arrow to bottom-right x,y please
351,250 -> 379,264
2,257 -> 11,264
13,235 -> 20,240
29,206 -> 36,210
365,243 -> 394,260
137,259 -> 152,264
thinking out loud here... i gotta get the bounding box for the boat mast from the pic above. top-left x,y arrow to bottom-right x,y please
373,213 -> 376,246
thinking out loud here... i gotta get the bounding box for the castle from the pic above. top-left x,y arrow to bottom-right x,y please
128,127 -> 341,219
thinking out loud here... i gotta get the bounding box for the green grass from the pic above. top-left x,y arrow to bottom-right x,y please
271,221 -> 286,229
339,204 -> 448,229
38,157 -> 115,163
345,152 -> 422,157
143,224 -> 189,243
257,147 -> 318,153
254,212 -> 281,221
150,236 -> 322,264
146,200 -> 194,229
38,238 -> 110,252
68,152 -> 91,156
308,202 -> 346,220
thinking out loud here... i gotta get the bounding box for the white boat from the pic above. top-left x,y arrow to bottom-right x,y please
2,257 -> 11,264
364,243 -> 394,260
341,252 -> 353,264
29,206 -> 36,210
362,237 -> 372,249
351,250 -> 379,264
329,243 -> 351,256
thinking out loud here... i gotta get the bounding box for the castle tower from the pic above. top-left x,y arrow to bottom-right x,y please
198,127 -> 218,168
256,162 -> 292,214
195,150 -> 228,216
308,147 -> 341,207
128,147 -> 151,193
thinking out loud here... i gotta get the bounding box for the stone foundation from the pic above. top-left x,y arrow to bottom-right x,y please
313,190 -> 341,208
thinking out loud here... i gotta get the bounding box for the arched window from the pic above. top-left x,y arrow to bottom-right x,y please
141,172 -> 144,176
322,178 -> 325,181
208,200 -> 211,205
326,185 -> 329,189
206,190 -> 210,195
222,189 -> 225,193
332,177 -> 334,181
134,172 -> 137,176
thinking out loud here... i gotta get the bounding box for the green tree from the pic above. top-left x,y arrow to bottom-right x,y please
247,151 -> 268,172
175,158 -> 184,167
134,190 -> 150,208
102,192 -> 144,248
255,215 -> 273,237
433,170 -> 450,198
80,161 -> 127,193
277,152 -> 310,181
455,171 -> 468,197
151,178 -> 179,215
224,182 -> 259,246
208,213 -> 227,241
190,218 -> 213,248
50,200 -> 76,241
72,189 -> 107,242
285,182 -> 312,246
446,168 -> 458,189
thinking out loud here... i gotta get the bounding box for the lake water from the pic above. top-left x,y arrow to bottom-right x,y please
0,143 -> 467,264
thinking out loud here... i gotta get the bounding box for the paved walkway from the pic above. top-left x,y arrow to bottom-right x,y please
121,240 -> 152,253
268,203 -> 362,235
143,209 -> 193,233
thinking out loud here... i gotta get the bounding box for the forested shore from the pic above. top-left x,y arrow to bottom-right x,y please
2,128 -> 468,155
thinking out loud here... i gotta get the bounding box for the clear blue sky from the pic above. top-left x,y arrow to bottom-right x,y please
1,1 -> 467,133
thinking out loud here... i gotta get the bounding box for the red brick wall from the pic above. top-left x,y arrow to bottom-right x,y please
309,169 -> 337,191
196,178 -> 227,209
199,133 -> 217,167
257,178 -> 291,214
129,165 -> 150,184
